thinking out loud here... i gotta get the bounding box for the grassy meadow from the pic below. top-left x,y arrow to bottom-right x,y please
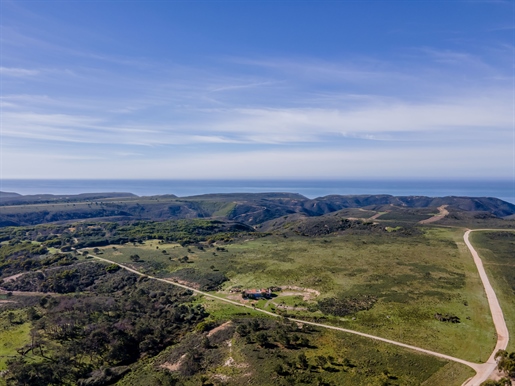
469,230 -> 515,351
91,226 -> 494,363
0,309 -> 31,371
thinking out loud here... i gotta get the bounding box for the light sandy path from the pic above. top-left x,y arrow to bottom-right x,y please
461,229 -> 511,386
367,211 -> 387,221
1,273 -> 25,283
90,254 -> 483,374
419,205 -> 449,224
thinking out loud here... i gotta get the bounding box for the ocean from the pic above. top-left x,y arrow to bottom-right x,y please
1,179 -> 514,204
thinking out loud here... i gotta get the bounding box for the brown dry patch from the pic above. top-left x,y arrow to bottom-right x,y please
224,356 -> 249,368
281,286 -> 320,301
1,273 -> 25,283
368,212 -> 386,221
207,321 -> 233,338
212,374 -> 230,382
226,294 -> 246,303
160,354 -> 186,372
166,278 -> 201,290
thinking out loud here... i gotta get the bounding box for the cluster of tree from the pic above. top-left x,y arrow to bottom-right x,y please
496,350 -> 515,378
481,380 -> 512,386
0,239 -> 48,259
434,313 -> 460,323
115,219 -> 253,246
480,350 -> 515,385
170,268 -> 228,291
154,318 -> 320,381
317,294 -> 377,317
0,219 -> 255,258
0,241 -> 76,278
129,254 -> 141,262
1,262 -> 117,294
5,273 -> 207,385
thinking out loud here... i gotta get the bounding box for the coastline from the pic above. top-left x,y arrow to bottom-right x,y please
1,179 -> 514,204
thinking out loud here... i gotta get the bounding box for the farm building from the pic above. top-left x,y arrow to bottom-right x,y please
242,288 -> 271,300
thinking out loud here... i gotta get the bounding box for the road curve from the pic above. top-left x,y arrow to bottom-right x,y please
461,229 -> 511,386
90,254 -> 482,373
418,205 -> 449,224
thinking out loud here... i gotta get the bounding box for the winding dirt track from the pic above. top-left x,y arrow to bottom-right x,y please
88,229 -> 512,385
418,205 -> 449,224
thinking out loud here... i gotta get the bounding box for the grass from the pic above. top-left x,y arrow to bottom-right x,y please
421,361 -> 475,386
198,296 -> 272,321
275,295 -> 309,308
91,227 -> 495,362
0,310 -> 31,370
87,240 -> 187,274
469,230 -> 515,351
117,315 -> 471,386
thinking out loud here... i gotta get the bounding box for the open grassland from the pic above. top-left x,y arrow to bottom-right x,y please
93,227 -> 494,362
116,316 -> 471,386
470,230 -> 515,351
0,309 -> 31,370
194,294 -> 272,321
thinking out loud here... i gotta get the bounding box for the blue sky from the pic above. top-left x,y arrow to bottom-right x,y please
1,0 -> 513,179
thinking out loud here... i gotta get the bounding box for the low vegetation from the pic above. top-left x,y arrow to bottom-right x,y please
0,196 -> 513,385
3,271 -> 206,385
470,231 -> 515,351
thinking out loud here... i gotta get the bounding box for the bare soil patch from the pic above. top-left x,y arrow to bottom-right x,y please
160,354 -> 187,372
2,273 -> 26,283
165,278 -> 201,290
281,286 -> 320,301
207,321 -> 233,338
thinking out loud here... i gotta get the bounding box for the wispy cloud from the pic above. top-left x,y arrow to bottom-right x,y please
1,10 -> 512,179
0,66 -> 39,77
2,88 -> 510,148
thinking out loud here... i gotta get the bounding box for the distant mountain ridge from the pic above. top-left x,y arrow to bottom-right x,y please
0,191 -> 22,199
0,191 -> 137,205
0,191 -> 514,227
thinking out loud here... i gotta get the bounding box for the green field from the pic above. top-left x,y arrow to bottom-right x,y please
470,230 -> 515,351
0,309 -> 31,370
93,226 -> 494,362
2,198 -> 514,385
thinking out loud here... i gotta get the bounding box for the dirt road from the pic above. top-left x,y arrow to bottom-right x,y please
461,229 -> 511,386
419,205 -> 449,224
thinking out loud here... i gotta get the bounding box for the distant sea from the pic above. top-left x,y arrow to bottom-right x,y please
1,179 -> 514,204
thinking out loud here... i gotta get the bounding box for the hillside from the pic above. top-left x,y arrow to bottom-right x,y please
1,192 -> 514,227
0,192 -> 137,205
